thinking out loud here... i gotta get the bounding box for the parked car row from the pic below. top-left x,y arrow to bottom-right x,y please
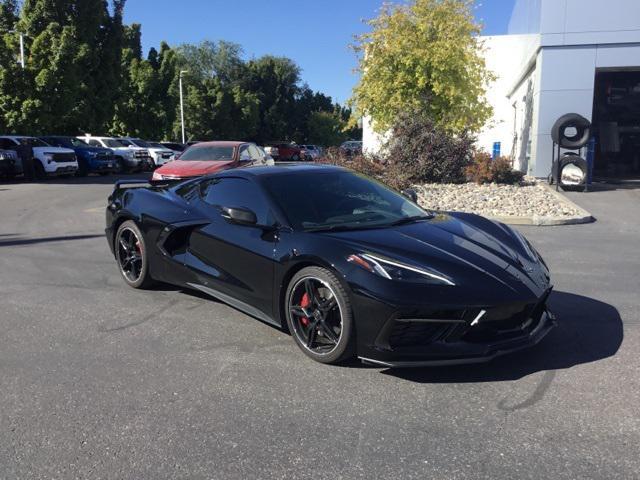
0,134 -> 361,181
0,134 -> 191,179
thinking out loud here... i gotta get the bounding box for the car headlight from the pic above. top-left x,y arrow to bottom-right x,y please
151,171 -> 164,181
347,253 -> 455,286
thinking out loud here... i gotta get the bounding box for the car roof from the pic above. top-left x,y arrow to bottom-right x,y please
217,162 -> 346,178
189,141 -> 248,148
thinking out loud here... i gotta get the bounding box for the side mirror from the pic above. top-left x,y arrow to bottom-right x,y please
402,188 -> 418,203
220,206 -> 257,226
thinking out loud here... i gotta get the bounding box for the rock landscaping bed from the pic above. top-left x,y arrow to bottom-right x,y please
414,180 -> 593,225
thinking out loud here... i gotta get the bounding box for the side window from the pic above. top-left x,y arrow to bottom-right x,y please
88,139 -> 101,147
248,144 -> 263,160
238,146 -> 252,161
0,138 -> 14,149
202,178 -> 271,225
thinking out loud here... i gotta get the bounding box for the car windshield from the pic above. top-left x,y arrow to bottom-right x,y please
103,139 -> 125,148
179,146 -> 234,161
130,139 -> 151,148
46,137 -> 89,148
117,139 -> 134,147
149,142 -> 164,149
21,137 -> 48,147
263,171 -> 430,231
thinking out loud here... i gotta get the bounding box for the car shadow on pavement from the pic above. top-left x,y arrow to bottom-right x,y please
0,172 -> 152,186
0,234 -> 104,247
382,291 -> 624,384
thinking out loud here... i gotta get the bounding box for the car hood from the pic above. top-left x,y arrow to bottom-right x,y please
156,159 -> 235,177
324,212 -> 550,299
33,146 -> 75,154
76,146 -> 113,155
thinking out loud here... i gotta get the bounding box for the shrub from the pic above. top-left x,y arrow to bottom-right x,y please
466,152 -> 525,185
318,147 -> 388,182
383,113 -> 475,188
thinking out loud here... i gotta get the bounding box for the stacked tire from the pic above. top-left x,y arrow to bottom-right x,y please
550,113 -> 590,191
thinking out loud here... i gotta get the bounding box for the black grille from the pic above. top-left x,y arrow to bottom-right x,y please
96,152 -> 114,161
388,322 -> 452,349
134,150 -> 150,159
52,152 -> 76,163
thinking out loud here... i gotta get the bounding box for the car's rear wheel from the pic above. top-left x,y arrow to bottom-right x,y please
115,220 -> 154,289
285,266 -> 355,364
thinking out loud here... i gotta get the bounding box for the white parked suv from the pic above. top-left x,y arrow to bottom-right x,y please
78,136 -> 151,172
119,138 -> 174,167
301,144 -> 322,161
0,135 -> 78,177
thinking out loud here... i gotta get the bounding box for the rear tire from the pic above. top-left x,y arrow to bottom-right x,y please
285,266 -> 355,364
114,220 -> 155,289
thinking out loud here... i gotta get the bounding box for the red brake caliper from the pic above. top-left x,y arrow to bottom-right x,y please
300,292 -> 311,326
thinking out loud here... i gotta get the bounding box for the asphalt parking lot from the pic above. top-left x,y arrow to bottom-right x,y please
0,176 -> 638,479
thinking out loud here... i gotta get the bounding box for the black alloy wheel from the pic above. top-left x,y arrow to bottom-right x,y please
285,266 -> 355,364
115,220 -> 154,289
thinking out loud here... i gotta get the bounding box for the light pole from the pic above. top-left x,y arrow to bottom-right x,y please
179,70 -> 188,144
7,30 -> 25,68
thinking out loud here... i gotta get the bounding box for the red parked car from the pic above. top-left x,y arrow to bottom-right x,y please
151,141 -> 267,181
264,142 -> 303,161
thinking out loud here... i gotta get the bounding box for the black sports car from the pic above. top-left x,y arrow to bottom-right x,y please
106,164 -> 555,367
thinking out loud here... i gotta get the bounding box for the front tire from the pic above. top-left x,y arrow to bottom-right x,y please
285,266 -> 355,364
114,220 -> 155,289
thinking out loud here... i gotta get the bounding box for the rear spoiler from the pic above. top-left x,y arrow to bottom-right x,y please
113,179 -> 152,191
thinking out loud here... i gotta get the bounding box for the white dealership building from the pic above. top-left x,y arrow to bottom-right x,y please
364,0 -> 640,179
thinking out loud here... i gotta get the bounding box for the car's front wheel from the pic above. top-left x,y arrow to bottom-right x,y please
285,266 -> 355,364
114,220 -> 155,289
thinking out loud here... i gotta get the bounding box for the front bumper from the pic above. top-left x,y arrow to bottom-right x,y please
91,160 -> 117,173
352,285 -> 556,367
49,165 -> 78,175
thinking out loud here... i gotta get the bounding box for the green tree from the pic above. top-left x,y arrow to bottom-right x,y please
246,55 -> 301,142
351,0 -> 493,134
0,0 -> 18,30
306,111 -> 349,147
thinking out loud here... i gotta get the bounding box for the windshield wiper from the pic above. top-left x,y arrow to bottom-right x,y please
389,215 -> 433,227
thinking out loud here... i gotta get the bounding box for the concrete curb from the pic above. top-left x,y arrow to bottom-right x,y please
487,183 -> 595,226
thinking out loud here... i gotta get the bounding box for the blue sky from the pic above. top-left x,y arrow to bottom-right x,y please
124,0 -> 516,104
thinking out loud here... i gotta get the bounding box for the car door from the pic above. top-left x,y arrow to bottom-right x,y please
185,176 -> 278,322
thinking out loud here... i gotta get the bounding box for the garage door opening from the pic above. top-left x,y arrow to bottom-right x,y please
592,69 -> 640,179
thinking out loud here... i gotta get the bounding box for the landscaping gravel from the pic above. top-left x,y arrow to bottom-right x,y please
415,181 -> 583,219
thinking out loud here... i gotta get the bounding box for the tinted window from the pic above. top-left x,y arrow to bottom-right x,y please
88,139 -> 102,147
263,171 -> 427,231
43,137 -> 87,148
201,177 -> 271,225
180,146 -> 235,161
102,139 -> 123,148
130,139 -> 151,148
19,137 -> 48,147
0,138 -> 17,149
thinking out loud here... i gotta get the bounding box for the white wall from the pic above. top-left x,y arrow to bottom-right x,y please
364,0 -> 640,177
476,35 -> 539,159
